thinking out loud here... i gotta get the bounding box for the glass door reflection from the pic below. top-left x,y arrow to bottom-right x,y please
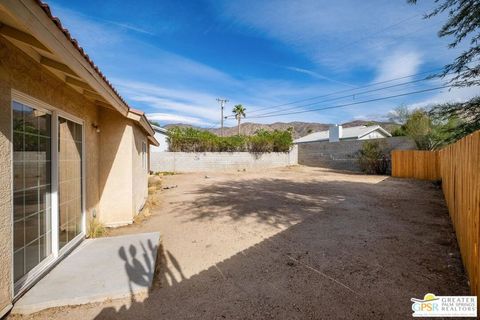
58,117 -> 83,249
12,101 -> 52,283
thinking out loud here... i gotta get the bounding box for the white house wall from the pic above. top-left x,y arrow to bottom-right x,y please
151,131 -> 169,152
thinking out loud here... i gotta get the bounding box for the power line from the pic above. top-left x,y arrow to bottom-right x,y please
247,85 -> 451,119
229,67 -> 443,119
229,57 -> 480,119
225,72 -> 441,119
246,76 -> 438,118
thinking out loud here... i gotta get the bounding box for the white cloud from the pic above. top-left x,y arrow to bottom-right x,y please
408,85 -> 480,109
114,77 -> 350,125
285,67 -> 354,87
113,79 -> 221,122
48,0 -> 476,127
211,0 -> 449,72
374,50 -> 423,83
49,3 -> 237,88
147,113 -> 210,126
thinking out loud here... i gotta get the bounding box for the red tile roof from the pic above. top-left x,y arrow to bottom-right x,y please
33,1 -> 155,135
34,0 -> 129,109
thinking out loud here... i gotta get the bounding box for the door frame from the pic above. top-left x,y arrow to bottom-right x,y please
10,89 -> 86,299
56,113 -> 86,258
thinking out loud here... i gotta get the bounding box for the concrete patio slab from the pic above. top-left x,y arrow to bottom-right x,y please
12,232 -> 160,315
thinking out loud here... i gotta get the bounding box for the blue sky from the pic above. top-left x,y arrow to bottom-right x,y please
48,0 -> 478,127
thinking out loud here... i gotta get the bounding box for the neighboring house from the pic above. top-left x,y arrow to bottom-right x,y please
0,0 -> 159,315
151,125 -> 170,152
294,124 -> 391,144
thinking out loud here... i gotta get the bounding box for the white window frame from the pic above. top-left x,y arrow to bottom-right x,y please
10,89 -> 86,299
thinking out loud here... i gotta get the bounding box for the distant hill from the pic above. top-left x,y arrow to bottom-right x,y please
163,120 -> 399,139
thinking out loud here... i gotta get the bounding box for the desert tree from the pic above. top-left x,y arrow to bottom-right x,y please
409,0 -> 480,141
408,0 -> 480,87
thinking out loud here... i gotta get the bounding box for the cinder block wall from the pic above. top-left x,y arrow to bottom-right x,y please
151,147 -> 298,173
297,137 -> 416,171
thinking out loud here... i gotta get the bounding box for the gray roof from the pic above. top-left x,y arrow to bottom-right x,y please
294,125 -> 391,143
151,125 -> 169,135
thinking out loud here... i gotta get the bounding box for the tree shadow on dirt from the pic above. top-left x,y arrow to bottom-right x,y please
170,175 -> 447,229
172,178 -> 360,228
91,176 -> 469,320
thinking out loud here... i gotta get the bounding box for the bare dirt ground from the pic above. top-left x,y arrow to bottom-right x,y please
12,166 -> 469,319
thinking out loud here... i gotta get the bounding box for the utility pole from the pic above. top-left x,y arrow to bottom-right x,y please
216,98 -> 228,136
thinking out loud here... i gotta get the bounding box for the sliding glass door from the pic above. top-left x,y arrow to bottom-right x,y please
12,95 -> 85,294
58,117 -> 83,249
12,101 -> 52,283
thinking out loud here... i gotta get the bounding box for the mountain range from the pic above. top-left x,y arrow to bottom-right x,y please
162,120 -> 400,139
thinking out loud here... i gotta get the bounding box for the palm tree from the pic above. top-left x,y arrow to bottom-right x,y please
232,104 -> 246,136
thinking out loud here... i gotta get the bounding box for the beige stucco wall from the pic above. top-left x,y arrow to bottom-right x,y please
0,36 -> 150,311
0,36 -> 101,313
132,123 -> 148,214
98,108 -> 134,226
0,36 -> 101,214
98,109 -> 149,226
0,49 -> 13,315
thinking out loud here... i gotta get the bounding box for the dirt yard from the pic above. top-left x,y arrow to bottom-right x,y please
13,166 -> 469,319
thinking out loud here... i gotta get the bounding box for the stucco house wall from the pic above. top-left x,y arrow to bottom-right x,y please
151,130 -> 169,152
97,109 -> 149,226
0,36 -> 103,313
0,32 -> 154,313
132,122 -> 149,215
0,49 -> 14,315
97,108 -> 133,227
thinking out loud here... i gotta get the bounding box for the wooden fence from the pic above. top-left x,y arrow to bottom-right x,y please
391,131 -> 480,296
391,150 -> 441,180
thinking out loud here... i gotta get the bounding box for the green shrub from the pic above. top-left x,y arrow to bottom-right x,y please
271,129 -> 294,152
167,127 -> 293,153
357,141 -> 389,175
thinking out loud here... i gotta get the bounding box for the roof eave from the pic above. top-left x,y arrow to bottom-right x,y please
148,135 -> 160,147
294,138 -> 328,144
2,0 -> 130,116
127,109 -> 156,137
357,126 -> 392,139
151,125 -> 169,135
1,0 -> 160,140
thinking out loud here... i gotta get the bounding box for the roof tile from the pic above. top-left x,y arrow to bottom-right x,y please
34,0 -> 129,108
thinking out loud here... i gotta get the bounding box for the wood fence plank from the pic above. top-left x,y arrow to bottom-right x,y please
391,131 -> 480,295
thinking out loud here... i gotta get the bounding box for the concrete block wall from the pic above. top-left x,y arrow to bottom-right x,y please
150,146 -> 298,173
297,137 -> 416,171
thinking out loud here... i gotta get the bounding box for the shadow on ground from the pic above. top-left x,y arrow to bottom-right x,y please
172,176 -> 370,228
91,175 -> 470,319
118,238 -> 158,291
